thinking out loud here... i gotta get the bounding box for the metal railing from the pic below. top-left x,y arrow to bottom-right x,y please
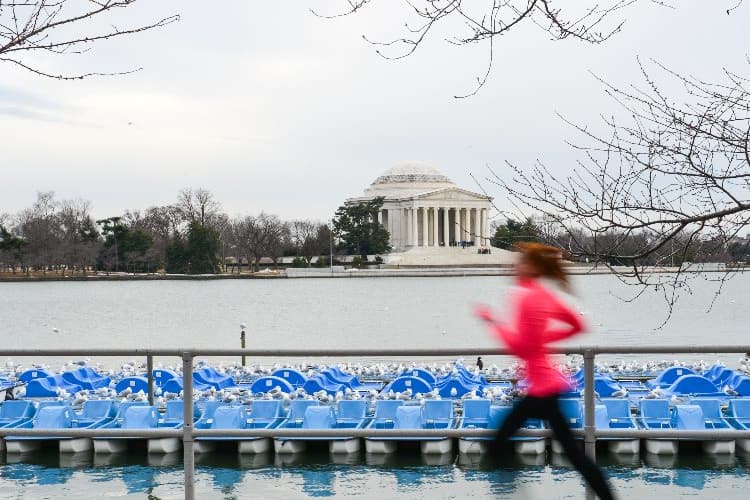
1,345 -> 750,500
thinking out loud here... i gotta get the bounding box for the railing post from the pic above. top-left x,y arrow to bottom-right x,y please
182,352 -> 195,500
583,349 -> 596,500
147,354 -> 154,406
583,349 -> 596,461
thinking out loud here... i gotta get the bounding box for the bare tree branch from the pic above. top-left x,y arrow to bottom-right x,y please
0,0 -> 178,79
314,0 -> 675,97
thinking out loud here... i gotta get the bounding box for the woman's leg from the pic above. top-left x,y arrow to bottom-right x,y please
546,398 -> 615,500
489,396 -> 538,457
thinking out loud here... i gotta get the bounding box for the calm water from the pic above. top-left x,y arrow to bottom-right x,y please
1,273 -> 748,365
1,274 -> 749,498
0,447 -> 748,499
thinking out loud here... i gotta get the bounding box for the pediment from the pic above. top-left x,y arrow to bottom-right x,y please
413,187 -> 491,202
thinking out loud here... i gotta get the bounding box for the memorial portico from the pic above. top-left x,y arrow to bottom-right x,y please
347,161 -> 494,252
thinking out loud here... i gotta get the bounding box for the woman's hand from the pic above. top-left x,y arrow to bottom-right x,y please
473,304 -> 495,323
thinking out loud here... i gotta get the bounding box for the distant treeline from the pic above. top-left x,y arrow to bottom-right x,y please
4,190 -> 746,276
0,189 -> 337,275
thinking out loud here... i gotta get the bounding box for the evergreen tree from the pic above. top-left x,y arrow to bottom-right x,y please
332,197 -> 390,258
493,218 -> 541,249
165,222 -> 219,274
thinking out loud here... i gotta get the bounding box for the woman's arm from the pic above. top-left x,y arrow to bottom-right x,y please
543,293 -> 585,343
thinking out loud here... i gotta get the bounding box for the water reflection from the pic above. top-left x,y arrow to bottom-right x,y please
1,448 -> 749,498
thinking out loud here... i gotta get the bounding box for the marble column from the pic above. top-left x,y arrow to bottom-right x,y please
474,208 -> 482,246
460,208 -> 467,243
386,210 -> 393,248
420,207 -> 428,247
442,208 -> 449,246
483,208 -> 490,246
453,208 -> 460,243
432,208 -> 439,246
411,207 -> 418,247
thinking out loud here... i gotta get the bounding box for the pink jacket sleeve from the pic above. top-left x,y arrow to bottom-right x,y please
491,293 -> 544,356
542,293 -> 585,343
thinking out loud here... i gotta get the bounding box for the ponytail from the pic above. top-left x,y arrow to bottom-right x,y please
514,241 -> 571,293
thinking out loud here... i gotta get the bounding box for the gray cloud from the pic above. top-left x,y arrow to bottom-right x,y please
0,1 -> 747,222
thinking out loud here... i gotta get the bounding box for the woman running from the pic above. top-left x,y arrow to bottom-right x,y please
475,242 -> 614,500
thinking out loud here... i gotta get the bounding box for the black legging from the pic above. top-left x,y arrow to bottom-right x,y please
491,394 -> 615,500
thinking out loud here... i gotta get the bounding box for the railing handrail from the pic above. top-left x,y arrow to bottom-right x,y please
2,344 -> 750,500
2,345 -> 750,357
1,427 -> 750,439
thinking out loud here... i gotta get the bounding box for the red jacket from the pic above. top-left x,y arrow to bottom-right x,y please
481,278 -> 584,397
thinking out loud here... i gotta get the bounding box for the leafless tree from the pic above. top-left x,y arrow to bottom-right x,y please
57,198 -> 100,274
16,191 -> 60,273
175,188 -> 223,229
230,213 -> 289,272
290,219 -> 329,264
0,0 -> 178,80
315,0 -> 675,97
488,59 -> 750,313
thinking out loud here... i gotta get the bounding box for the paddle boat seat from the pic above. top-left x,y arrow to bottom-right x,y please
250,376 -> 294,395
278,400 -> 320,429
247,400 -> 284,428
666,375 -> 722,396
18,368 -> 53,383
301,375 -> 347,395
121,406 -> 158,429
462,398 -> 492,428
368,400 -> 404,429
194,367 -> 236,390
0,400 -> 36,428
689,399 -> 731,429
647,366 -> 696,389
422,400 -> 453,429
152,369 -> 178,387
436,377 -> 479,398
639,399 -> 672,429
161,375 -> 213,394
270,368 -> 307,389
402,368 -> 437,386
600,398 -> 637,429
115,377 -> 149,395
74,400 -> 116,428
336,400 -> 368,428
727,399 -> 750,429
62,367 -> 111,390
25,375 -> 82,398
382,376 -> 432,395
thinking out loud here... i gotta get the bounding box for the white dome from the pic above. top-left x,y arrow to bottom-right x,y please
372,161 -> 453,185
362,161 -> 455,199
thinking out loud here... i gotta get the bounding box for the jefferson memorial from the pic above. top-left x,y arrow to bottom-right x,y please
347,161 -> 515,266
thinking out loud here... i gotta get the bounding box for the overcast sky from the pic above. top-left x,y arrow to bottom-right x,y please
0,1 -> 748,222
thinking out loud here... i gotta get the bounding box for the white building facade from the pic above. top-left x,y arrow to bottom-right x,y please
347,162 -> 494,252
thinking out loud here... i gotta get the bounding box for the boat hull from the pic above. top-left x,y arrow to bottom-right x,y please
274,440 -> 306,454
5,440 -> 41,454
608,440 -> 640,455
60,438 -> 93,454
421,439 -> 453,455
702,440 -> 735,454
365,440 -> 398,454
458,439 -> 488,455
645,439 -> 678,455
239,438 -> 272,454
193,441 -> 217,454
329,438 -> 360,454
736,438 -> 750,453
148,437 -> 181,454
515,439 -> 547,455
93,439 -> 128,454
